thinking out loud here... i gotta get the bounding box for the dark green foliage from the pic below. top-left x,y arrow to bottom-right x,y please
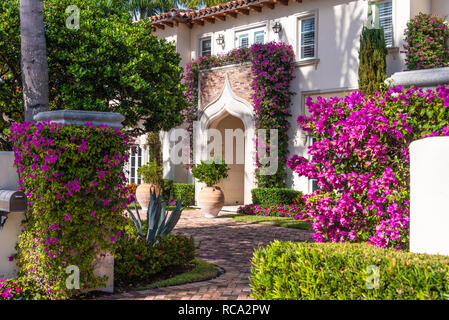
161,179 -> 174,201
147,131 -> 163,166
0,0 -> 187,150
191,159 -> 229,187
250,241 -> 449,300
251,188 -> 302,207
115,231 -> 196,286
172,183 -> 195,207
358,26 -> 388,95
126,189 -> 183,244
137,161 -> 163,185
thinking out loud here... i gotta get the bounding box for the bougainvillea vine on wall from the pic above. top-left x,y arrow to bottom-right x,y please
184,42 -> 296,188
9,121 -> 133,299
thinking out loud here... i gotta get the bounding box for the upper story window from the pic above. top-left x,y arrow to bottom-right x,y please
378,1 -> 393,47
299,15 -> 316,59
200,37 -> 212,57
235,26 -> 266,48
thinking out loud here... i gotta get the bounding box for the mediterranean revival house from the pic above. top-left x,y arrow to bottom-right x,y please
126,0 -> 449,206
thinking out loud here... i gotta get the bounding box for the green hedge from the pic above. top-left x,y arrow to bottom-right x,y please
161,179 -> 174,201
251,188 -> 301,207
250,241 -> 449,300
172,183 -> 195,207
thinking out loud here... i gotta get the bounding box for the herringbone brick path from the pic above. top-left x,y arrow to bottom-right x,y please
102,210 -> 313,300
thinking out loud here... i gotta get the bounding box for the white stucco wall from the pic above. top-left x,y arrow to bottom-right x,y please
431,0 -> 449,18
0,152 -> 23,279
152,0 -> 446,195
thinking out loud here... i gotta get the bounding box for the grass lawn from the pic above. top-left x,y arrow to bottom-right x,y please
144,259 -> 221,290
219,214 -> 312,230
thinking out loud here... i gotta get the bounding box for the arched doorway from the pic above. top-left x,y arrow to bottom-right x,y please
208,113 -> 245,205
195,73 -> 256,205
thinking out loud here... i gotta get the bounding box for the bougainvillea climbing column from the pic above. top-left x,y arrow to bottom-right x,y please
184,42 -> 296,188
9,121 -> 132,299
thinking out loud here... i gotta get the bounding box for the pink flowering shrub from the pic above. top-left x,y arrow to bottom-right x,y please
237,204 -> 308,220
287,86 -> 449,249
403,13 -> 449,70
184,42 -> 296,187
9,121 -> 132,299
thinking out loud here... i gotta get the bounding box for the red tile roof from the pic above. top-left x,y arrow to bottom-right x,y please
148,0 -> 298,29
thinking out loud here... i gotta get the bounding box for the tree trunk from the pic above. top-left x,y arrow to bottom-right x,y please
19,0 -> 49,122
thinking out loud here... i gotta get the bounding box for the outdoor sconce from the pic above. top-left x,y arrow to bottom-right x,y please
272,21 -> 282,34
216,34 -> 225,47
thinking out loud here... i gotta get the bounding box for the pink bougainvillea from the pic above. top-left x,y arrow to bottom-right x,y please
9,121 -> 132,299
288,86 -> 449,250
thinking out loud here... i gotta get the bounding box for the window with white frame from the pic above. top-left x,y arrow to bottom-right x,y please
200,37 -> 212,57
378,1 -> 393,47
299,15 -> 316,59
129,145 -> 143,184
235,26 -> 266,48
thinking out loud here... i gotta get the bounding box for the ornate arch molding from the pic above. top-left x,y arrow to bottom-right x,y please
195,73 -> 256,205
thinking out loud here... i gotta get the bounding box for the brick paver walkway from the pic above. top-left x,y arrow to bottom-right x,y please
104,210 -> 313,300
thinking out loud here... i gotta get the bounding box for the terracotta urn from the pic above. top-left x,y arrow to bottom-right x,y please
135,183 -> 160,211
198,186 -> 224,218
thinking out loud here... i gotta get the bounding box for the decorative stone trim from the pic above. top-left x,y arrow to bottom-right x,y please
34,110 -> 125,128
295,58 -> 320,68
388,67 -> 449,89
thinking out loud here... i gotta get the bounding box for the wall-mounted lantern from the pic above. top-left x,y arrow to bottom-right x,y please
216,34 -> 225,47
272,21 -> 282,34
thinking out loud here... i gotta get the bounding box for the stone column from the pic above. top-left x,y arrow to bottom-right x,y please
410,137 -> 449,255
34,110 -> 125,293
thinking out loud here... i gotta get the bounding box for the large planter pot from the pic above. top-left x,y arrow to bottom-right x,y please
198,186 -> 224,218
135,183 -> 160,212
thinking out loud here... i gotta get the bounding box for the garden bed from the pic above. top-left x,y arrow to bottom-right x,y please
220,214 -> 311,230
74,259 -> 220,299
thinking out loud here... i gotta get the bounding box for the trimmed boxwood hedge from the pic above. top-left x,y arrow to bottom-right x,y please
172,183 -> 195,207
250,241 -> 449,300
251,188 -> 301,207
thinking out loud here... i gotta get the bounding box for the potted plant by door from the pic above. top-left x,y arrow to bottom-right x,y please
192,159 -> 229,218
135,161 -> 162,211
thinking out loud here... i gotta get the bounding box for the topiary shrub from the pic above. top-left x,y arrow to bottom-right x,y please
9,121 -> 132,299
137,161 -> 163,188
250,241 -> 449,300
403,13 -> 449,70
172,183 -> 195,207
191,159 -> 229,187
251,188 -> 302,208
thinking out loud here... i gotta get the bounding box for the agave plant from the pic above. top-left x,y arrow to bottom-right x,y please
126,188 -> 183,245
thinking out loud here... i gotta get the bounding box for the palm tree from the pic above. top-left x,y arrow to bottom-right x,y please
110,0 -> 224,20
19,0 -> 49,122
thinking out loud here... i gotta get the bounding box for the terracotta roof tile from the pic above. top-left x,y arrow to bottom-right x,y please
148,0 -> 286,27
